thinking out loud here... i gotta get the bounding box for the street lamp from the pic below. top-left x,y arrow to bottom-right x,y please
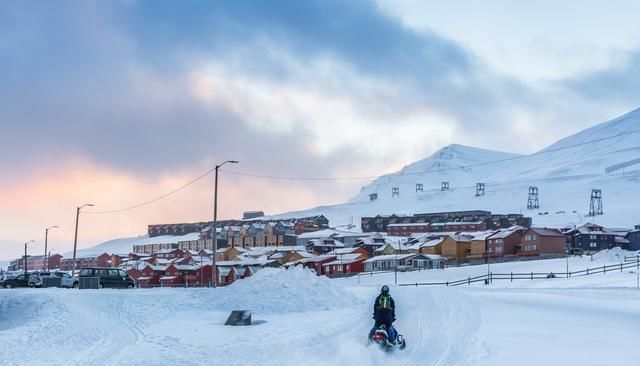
71,203 -> 94,277
24,240 -> 35,276
44,225 -> 59,270
48,249 -> 55,272
212,160 -> 239,288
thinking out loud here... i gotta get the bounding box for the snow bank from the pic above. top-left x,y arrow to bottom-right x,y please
591,247 -> 637,262
209,267 -> 359,313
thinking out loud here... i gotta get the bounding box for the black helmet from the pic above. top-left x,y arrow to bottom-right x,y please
381,285 -> 389,294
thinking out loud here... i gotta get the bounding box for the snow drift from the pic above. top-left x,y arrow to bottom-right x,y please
207,266 -> 359,314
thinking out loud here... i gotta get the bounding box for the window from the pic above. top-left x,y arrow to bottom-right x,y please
590,242 -> 597,248
79,269 -> 93,277
590,235 -> 597,240
118,270 -> 127,277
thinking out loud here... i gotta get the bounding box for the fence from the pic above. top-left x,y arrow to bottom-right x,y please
399,257 -> 640,287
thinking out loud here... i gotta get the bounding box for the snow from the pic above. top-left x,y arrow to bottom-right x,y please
208,266 -> 359,313
266,109 -> 640,230
2,250 -> 640,365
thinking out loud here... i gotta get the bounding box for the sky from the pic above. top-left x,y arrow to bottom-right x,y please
1,0 -> 639,261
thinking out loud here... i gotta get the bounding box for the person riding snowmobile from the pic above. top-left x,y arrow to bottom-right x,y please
369,285 -> 397,344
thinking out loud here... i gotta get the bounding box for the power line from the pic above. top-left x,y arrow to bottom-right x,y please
85,167 -> 216,214
78,126 -> 640,214
221,127 -> 640,181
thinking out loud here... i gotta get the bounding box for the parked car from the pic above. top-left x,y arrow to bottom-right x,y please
37,272 -> 78,288
78,268 -> 134,289
1,273 -> 30,288
28,271 -> 50,287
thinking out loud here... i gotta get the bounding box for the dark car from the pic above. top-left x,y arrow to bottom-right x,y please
1,273 -> 30,288
78,268 -> 134,289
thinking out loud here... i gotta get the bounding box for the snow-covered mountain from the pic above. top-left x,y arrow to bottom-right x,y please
270,108 -> 640,229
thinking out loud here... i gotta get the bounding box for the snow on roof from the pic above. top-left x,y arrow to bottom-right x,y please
308,238 -> 346,247
364,254 -> 415,262
159,276 -> 177,280
471,231 -> 500,241
387,223 -> 431,227
297,229 -> 368,239
149,265 -> 169,271
529,227 -> 564,237
322,254 -> 365,266
136,276 -> 153,280
294,255 -> 336,264
138,233 -> 200,245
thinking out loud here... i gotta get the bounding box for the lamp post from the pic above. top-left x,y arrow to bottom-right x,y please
71,203 -> 94,277
44,225 -> 59,270
48,249 -> 55,271
24,240 -> 35,276
212,160 -> 239,288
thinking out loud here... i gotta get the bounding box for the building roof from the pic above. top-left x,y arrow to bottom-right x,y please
322,254 -> 366,266
307,238 -> 346,248
364,254 -> 415,262
528,227 -> 564,237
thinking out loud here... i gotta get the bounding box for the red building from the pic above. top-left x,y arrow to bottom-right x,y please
60,253 -> 111,271
321,254 -> 367,276
518,228 -> 565,257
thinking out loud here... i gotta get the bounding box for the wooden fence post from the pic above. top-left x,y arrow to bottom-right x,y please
510,272 -> 513,282
530,272 -> 533,280
603,265 -> 606,274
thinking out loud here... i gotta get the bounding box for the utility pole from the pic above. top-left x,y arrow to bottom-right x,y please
47,250 -> 53,271
212,160 -> 239,288
43,226 -> 59,270
24,240 -> 35,276
71,204 -> 94,277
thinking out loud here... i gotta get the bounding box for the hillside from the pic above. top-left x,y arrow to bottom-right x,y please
269,108 -> 640,229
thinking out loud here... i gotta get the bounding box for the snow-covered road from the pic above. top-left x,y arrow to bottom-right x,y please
1,257 -> 640,366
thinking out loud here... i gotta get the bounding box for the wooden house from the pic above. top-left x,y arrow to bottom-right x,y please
441,235 -> 472,262
486,228 -> 524,257
519,228 -> 565,257
321,253 -> 367,276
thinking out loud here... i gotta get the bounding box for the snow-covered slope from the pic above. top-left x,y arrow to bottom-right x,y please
269,108 -> 640,229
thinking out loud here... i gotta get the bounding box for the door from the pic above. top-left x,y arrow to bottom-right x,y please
117,269 -> 130,287
95,269 -> 111,287
108,269 -> 120,288
59,273 -> 73,287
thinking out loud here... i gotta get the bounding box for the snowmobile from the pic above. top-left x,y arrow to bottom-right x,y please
369,324 -> 406,351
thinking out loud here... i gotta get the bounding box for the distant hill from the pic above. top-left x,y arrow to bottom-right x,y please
268,108 -> 640,230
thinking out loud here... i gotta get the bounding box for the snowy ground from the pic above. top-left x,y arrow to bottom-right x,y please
1,251 -> 640,366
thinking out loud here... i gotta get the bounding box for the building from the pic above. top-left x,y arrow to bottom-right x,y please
486,228 -> 525,258
291,255 -> 337,275
321,253 -> 367,276
519,228 -> 565,257
466,231 -> 499,261
564,223 -> 618,253
354,234 -> 391,256
363,253 -> 446,272
441,235 -> 473,262
243,211 -> 265,220
387,223 -> 431,236
8,254 -> 62,271
626,225 -> 640,251
60,253 -> 112,271
305,238 -> 345,255
361,210 -> 531,233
